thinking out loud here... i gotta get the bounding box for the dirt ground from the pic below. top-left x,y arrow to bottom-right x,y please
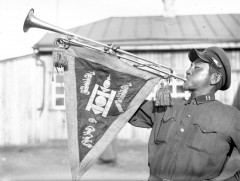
0,139 -> 240,181
0,139 -> 149,181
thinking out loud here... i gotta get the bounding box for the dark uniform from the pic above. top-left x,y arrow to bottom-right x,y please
129,47 -> 240,181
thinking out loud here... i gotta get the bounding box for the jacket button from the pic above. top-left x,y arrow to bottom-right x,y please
180,128 -> 184,132
187,115 -> 191,118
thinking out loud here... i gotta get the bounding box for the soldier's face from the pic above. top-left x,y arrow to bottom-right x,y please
183,58 -> 211,91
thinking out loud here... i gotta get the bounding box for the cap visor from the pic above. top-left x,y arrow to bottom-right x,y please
188,49 -> 210,63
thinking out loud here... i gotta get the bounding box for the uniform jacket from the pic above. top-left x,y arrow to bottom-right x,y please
129,94 -> 240,181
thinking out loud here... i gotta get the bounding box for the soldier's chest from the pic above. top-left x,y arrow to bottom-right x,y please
152,103 -> 230,152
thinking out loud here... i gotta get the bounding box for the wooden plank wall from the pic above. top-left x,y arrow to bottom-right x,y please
0,55 -> 39,145
0,55 -> 67,146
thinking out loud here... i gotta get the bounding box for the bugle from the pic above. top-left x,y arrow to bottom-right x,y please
23,8 -> 186,81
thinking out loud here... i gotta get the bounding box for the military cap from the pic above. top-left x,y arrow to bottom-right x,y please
188,46 -> 231,90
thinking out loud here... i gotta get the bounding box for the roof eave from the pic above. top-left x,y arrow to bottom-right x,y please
34,40 -> 240,52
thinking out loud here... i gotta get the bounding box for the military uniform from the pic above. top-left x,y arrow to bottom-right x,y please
129,47 -> 240,181
130,95 -> 240,180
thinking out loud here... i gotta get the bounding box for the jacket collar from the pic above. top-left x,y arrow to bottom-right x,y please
185,94 -> 215,105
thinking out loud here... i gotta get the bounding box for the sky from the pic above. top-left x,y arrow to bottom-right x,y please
0,0 -> 240,60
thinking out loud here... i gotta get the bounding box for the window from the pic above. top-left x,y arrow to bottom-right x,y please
52,67 -> 65,110
169,73 -> 190,100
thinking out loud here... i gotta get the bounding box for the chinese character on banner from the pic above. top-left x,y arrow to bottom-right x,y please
53,46 -> 161,180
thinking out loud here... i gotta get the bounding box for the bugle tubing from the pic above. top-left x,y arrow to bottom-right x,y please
23,8 -> 186,82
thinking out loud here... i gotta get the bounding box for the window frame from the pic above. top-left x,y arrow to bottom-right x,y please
51,68 -> 65,110
169,73 -> 190,100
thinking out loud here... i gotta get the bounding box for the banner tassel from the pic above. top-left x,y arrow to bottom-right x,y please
52,46 -> 69,71
155,79 -> 172,107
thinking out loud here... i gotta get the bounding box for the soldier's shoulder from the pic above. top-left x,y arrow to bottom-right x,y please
214,100 -> 240,116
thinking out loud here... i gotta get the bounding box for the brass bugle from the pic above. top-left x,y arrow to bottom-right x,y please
23,8 -> 186,81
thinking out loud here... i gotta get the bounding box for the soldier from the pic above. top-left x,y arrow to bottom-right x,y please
129,46 -> 240,181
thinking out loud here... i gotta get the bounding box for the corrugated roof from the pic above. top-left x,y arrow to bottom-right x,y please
34,14 -> 240,51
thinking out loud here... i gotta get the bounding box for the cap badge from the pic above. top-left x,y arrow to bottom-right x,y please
211,57 -> 222,68
203,51 -> 222,69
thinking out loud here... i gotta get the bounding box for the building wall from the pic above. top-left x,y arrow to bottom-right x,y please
1,49 -> 240,145
0,54 -> 67,146
0,55 -> 42,145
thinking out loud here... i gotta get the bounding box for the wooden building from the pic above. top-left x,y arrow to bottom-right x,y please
1,13 -> 240,145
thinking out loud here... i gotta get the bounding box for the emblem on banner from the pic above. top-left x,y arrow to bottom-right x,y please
86,75 -> 116,117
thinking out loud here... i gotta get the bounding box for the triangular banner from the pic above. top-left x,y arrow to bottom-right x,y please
53,46 -> 161,180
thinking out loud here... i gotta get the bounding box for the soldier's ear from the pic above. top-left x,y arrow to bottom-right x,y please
210,72 -> 222,85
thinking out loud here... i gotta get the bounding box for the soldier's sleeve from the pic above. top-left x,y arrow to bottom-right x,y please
224,110 -> 240,181
128,100 -> 166,128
